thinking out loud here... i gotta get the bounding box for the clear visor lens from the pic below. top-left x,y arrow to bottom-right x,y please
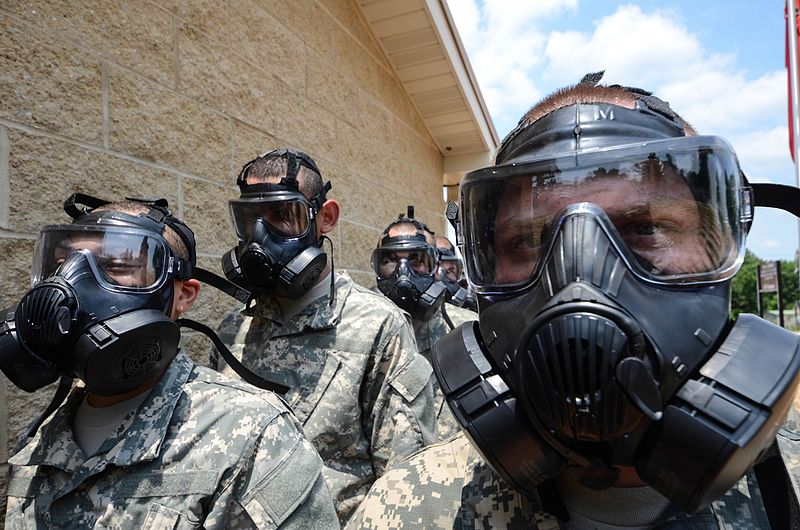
372,247 -> 437,280
439,257 -> 463,282
32,226 -> 169,290
462,137 -> 746,289
229,198 -> 311,239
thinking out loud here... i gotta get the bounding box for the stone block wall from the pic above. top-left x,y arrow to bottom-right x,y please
0,0 -> 445,515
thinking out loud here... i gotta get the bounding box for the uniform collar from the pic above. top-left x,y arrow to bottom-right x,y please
11,351 -> 194,472
246,271 -> 353,337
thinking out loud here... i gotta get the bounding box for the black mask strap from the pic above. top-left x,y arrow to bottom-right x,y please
536,480 -> 570,523
63,193 -> 111,219
321,235 -> 335,307
236,148 -> 324,193
193,267 -> 250,304
381,205 -> 434,239
22,376 -> 73,442
441,303 -> 456,331
751,183 -> 800,217
177,318 -> 289,395
309,181 -> 333,213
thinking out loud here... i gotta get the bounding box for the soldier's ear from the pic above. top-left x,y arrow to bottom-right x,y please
317,199 -> 339,236
170,279 -> 200,319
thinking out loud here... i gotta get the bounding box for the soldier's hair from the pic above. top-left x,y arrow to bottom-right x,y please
244,155 -> 324,200
388,221 -> 436,246
520,84 -> 697,136
435,236 -> 455,252
94,202 -> 190,261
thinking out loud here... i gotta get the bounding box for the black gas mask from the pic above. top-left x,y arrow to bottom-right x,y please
222,149 -> 332,300
432,92 -> 800,514
437,245 -> 469,307
0,193 -> 288,438
0,194 -> 197,397
373,210 -> 446,321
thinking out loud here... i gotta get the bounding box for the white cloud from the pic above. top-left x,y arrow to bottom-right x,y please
449,0 -> 577,127
544,5 -> 710,88
727,126 -> 794,183
660,70 -> 785,134
762,240 -> 784,249
541,5 -> 786,134
449,1 -> 799,259
452,3 -> 788,134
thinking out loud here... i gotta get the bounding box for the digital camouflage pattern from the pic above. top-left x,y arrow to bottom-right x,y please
5,351 -> 339,530
212,270 -> 439,522
413,303 -> 477,360
348,427 -> 800,530
412,303 -> 477,441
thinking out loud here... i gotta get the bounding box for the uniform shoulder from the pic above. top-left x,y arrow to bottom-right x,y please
444,304 -> 478,327
346,435 -> 476,529
185,364 -> 293,419
378,434 -> 473,485
216,305 -> 248,331
344,280 -> 411,326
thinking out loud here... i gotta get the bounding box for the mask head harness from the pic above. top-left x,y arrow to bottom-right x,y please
432,71 -> 800,514
222,148 -> 333,300
373,206 -> 446,321
0,193 -> 290,439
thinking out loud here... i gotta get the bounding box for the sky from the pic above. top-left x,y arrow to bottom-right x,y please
449,0 -> 800,262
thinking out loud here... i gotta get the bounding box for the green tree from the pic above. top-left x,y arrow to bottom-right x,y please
731,249 -> 759,317
731,250 -> 799,318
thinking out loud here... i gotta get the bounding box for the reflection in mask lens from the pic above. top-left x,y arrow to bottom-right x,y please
34,228 -> 168,290
372,248 -> 435,279
231,199 -> 310,239
462,138 -> 745,288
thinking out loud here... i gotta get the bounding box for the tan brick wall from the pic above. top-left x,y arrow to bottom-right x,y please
0,0 -> 445,515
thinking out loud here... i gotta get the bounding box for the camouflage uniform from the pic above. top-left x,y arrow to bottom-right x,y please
5,351 -> 339,530
348,427 -> 800,530
213,270 -> 439,522
412,303 -> 477,440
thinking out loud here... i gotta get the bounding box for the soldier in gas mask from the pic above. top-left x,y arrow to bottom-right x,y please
373,210 -> 477,440
435,235 -> 478,312
214,149 -> 439,522
348,75 -> 800,529
1,194 -> 338,529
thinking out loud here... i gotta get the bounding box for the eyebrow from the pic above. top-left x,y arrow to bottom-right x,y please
495,217 -> 535,234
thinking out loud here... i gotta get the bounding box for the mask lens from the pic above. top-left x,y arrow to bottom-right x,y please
441,258 -> 463,282
462,136 -> 746,289
372,248 -> 436,279
230,198 -> 311,239
33,226 -> 168,290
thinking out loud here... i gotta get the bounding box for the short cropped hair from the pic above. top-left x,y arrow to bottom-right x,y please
244,155 -> 324,199
435,236 -> 455,252
387,221 -> 436,247
520,84 -> 696,136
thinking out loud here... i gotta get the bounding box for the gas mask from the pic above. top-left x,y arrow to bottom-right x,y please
222,149 -> 332,300
0,193 -> 288,437
432,97 -> 800,513
437,246 -> 469,307
373,213 -> 446,321
0,196 -> 195,396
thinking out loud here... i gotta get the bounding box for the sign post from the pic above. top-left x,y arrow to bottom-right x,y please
758,261 -> 784,327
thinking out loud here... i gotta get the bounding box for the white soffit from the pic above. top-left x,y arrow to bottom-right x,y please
356,0 -> 499,174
